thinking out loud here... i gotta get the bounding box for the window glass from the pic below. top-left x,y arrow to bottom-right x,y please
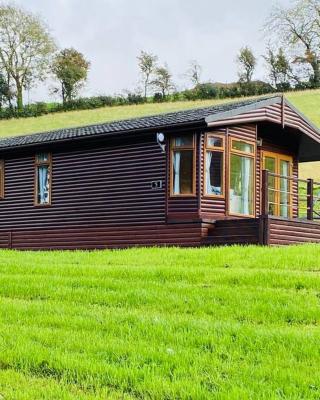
229,154 -> 254,215
265,156 -> 277,216
173,150 -> 193,195
173,135 -> 193,147
280,160 -> 290,218
232,140 -> 254,154
36,153 -> 49,163
205,151 -> 223,196
37,165 -> 50,205
35,153 -> 51,205
207,136 -> 223,148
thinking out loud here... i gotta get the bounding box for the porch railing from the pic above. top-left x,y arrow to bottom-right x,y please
261,169 -> 320,221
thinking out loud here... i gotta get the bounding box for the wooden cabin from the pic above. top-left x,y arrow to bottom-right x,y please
0,95 -> 319,249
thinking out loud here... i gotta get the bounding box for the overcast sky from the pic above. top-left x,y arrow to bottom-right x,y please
14,0 -> 292,102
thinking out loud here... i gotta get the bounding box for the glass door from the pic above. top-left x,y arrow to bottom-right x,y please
262,152 -> 292,217
229,139 -> 255,217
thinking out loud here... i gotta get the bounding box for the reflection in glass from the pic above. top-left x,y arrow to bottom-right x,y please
229,154 -> 254,215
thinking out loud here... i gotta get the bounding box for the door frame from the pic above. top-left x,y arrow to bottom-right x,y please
261,151 -> 293,218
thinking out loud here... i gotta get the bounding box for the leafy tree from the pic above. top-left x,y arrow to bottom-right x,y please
266,0 -> 320,87
0,5 -> 56,110
137,51 -> 158,99
0,72 -> 14,108
152,65 -> 175,98
52,48 -> 90,104
186,60 -> 202,86
237,47 -> 257,83
264,47 -> 292,89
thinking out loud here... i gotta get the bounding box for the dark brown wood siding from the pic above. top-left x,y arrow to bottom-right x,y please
202,218 -> 260,246
267,217 -> 320,245
1,223 -> 204,250
0,134 -> 167,230
0,114 -> 315,250
228,124 -> 257,141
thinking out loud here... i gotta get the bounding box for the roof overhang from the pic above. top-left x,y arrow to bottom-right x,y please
205,95 -> 320,163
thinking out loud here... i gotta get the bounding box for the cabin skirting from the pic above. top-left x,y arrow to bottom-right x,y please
0,217 -> 318,249
0,223 -> 205,250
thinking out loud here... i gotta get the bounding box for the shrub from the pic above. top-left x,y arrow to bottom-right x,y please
153,92 -> 164,102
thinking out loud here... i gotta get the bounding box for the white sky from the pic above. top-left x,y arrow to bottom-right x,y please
13,0 -> 292,102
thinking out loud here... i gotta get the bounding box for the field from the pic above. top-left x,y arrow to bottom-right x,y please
0,89 -> 319,180
0,246 -> 320,399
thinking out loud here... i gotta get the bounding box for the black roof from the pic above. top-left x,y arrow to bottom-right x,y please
0,96 -> 284,150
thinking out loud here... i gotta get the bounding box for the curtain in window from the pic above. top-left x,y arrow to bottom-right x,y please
38,165 -> 49,204
241,157 -> 251,215
173,152 -> 181,194
206,151 -> 213,195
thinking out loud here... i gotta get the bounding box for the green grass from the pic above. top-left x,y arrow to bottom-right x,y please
1,246 -> 320,399
0,90 -> 318,138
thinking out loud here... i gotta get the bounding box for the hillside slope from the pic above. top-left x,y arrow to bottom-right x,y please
0,90 -> 318,178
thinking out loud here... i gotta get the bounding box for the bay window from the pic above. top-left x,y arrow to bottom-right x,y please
35,153 -> 51,206
171,134 -> 195,196
229,139 -> 255,216
205,133 -> 225,197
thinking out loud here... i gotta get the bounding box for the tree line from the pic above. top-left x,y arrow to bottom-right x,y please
0,1 -> 318,119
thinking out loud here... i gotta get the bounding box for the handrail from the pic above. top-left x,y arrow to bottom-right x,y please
262,169 -> 316,221
267,171 -> 309,184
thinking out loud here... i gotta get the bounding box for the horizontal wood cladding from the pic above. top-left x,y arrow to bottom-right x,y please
284,105 -> 319,142
208,104 -> 281,127
267,217 -> 320,245
0,135 -> 167,230
228,124 -> 257,141
203,218 -> 260,246
0,223 -> 204,250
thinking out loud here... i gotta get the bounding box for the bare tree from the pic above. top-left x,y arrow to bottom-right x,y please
186,60 -> 202,86
265,0 -> 320,87
0,5 -> 56,110
137,51 -> 158,99
152,64 -> 175,98
237,47 -> 257,83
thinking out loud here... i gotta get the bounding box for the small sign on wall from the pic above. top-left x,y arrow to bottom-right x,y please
151,180 -> 163,190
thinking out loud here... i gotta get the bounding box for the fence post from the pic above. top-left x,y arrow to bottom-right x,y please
307,178 -> 314,220
261,169 -> 269,217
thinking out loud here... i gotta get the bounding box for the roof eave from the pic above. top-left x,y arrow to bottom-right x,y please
204,96 -> 282,124
0,119 -> 207,153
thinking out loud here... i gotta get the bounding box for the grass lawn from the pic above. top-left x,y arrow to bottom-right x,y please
0,245 -> 320,399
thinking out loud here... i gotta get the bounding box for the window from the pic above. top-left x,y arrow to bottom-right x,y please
262,152 -> 293,218
171,134 -> 195,196
229,139 -> 255,216
205,133 -> 225,197
0,160 -> 4,199
35,153 -> 51,205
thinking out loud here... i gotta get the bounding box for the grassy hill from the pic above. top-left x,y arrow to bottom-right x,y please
0,89 -> 319,178
0,245 -> 320,399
